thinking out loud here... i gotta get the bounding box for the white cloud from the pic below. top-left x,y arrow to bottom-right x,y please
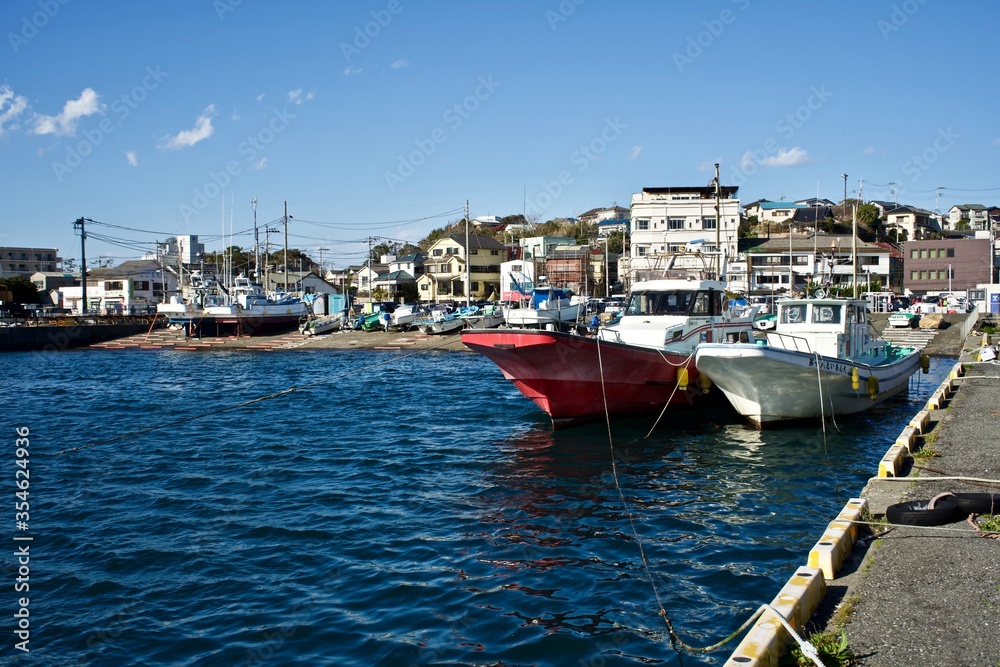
231,108 -> 240,121
343,66 -> 362,76
390,59 -> 410,69
287,89 -> 313,105
863,146 -> 876,155
256,93 -> 266,102
158,105 -> 217,150
125,150 -> 138,167
760,146 -> 813,167
994,138 -> 1000,146
626,145 -> 642,161
33,88 -> 103,136
0,85 -> 29,137
253,157 -> 268,170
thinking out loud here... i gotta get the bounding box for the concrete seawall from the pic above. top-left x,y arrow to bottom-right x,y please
0,321 -> 156,351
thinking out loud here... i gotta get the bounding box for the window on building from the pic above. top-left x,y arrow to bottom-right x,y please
703,217 -> 717,229
134,281 -> 150,291
911,270 -> 919,280
636,246 -> 647,256
919,271 -> 927,280
938,270 -> 948,280
491,250 -> 499,255
420,283 -> 428,291
470,249 -> 478,255
636,220 -> 650,231
471,282 -> 479,292
920,249 -> 928,258
668,218 -> 684,230
911,249 -> 918,259
433,249 -> 443,256
928,249 -> 937,258
947,248 -> 955,258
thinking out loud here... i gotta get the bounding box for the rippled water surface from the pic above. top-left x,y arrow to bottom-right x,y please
3,348 -> 954,666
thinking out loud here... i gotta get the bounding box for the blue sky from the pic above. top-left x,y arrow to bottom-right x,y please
2,0 -> 998,268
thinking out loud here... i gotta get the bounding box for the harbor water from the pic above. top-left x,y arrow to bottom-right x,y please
5,348 -> 954,666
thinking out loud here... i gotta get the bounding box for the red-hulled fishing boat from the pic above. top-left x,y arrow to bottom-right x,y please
462,270 -> 758,429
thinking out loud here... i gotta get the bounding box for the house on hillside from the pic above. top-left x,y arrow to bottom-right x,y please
883,205 -> 940,241
372,253 -> 425,301
0,247 -> 62,278
948,204 -> 989,231
416,234 -> 504,303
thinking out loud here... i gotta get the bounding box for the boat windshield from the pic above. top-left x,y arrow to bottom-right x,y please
626,290 -> 722,316
811,304 -> 843,324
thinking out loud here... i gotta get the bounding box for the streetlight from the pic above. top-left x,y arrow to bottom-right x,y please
948,263 -> 952,293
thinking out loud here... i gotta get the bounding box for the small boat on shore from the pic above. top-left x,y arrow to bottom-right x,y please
463,266 -> 759,428
695,296 -> 926,428
458,304 -> 504,329
502,287 -> 583,329
300,312 -> 346,336
416,304 -> 465,335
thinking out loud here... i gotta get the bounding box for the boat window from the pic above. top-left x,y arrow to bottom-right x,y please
781,304 -> 806,324
812,305 -> 842,324
690,292 -> 712,316
627,291 -> 692,316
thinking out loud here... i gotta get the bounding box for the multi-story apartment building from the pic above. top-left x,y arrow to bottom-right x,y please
0,247 -> 62,277
903,238 -> 991,295
628,184 -> 740,282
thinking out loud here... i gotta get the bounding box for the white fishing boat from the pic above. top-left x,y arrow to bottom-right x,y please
457,303 -> 504,329
695,296 -> 926,428
502,287 -> 583,329
300,312 -> 346,336
416,304 -> 465,335
388,303 -> 425,330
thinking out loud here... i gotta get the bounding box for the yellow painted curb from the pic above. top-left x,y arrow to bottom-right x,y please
878,443 -> 907,478
724,567 -> 826,667
807,498 -> 867,580
908,410 -> 930,435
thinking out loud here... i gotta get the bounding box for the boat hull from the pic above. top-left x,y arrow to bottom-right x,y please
695,343 -> 922,428
502,304 -> 582,328
461,328 -> 707,428
417,318 -> 464,335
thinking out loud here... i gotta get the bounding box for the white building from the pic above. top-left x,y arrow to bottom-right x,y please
628,184 -> 740,282
499,259 -> 535,301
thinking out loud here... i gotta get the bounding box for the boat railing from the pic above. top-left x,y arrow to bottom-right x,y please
766,331 -> 813,354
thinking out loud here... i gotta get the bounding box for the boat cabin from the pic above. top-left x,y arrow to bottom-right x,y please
770,298 -> 879,360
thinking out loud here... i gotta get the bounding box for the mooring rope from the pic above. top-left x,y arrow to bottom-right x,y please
54,337 -> 459,456
595,336 -> 823,662
644,349 -> 696,439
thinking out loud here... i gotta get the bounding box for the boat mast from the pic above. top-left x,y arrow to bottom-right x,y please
251,197 -> 259,283
283,201 -> 289,295
465,199 -> 471,308
852,204 -> 859,299
713,163 -> 721,281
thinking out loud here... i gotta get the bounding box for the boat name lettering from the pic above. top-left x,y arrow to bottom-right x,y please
808,358 -> 852,374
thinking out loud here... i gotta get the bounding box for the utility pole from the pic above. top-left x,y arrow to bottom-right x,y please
368,235 -> 373,307
283,201 -> 289,294
465,199 -> 471,307
317,247 -> 329,277
251,197 -> 259,283
841,173 -> 848,218
73,217 -> 87,315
